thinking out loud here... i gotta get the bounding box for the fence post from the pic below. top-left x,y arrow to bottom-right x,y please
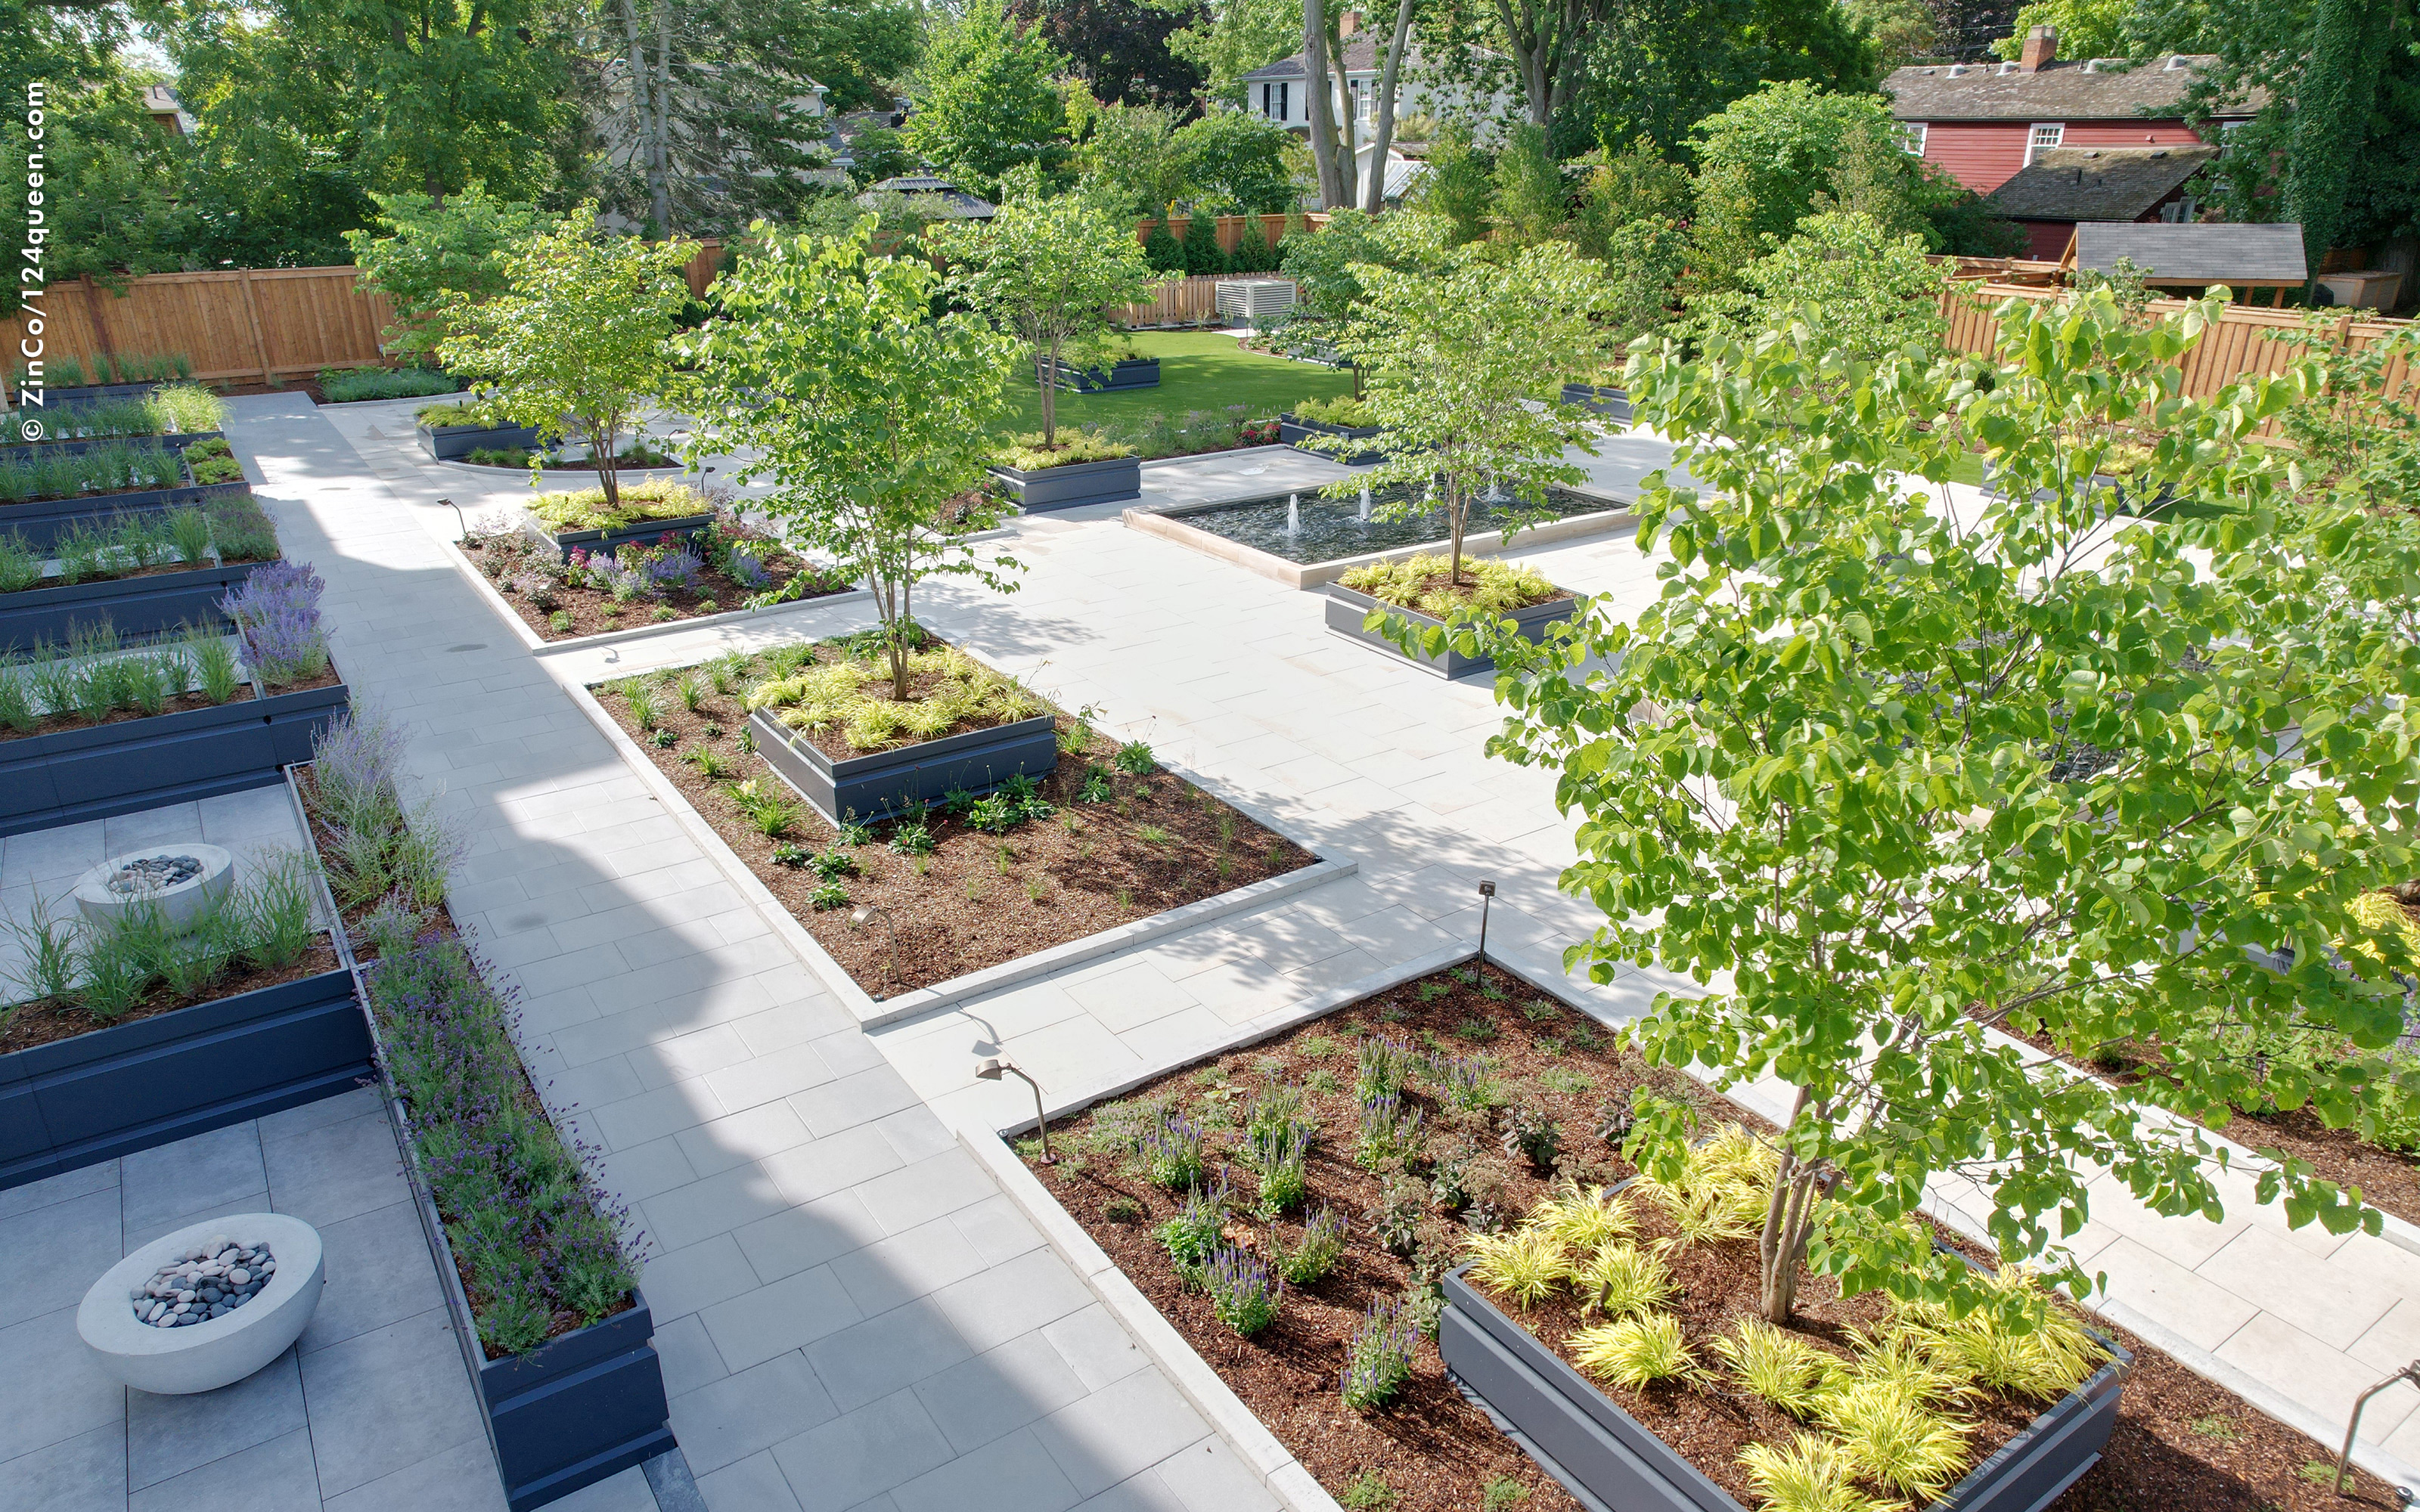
80,274 -> 120,370
237,270 -> 276,386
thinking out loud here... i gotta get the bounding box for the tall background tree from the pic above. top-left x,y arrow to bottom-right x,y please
903,0 -> 1075,197
1164,0 -> 1299,104
1012,0 -> 1205,109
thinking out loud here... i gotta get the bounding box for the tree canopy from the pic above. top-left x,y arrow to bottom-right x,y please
903,0 -> 1077,198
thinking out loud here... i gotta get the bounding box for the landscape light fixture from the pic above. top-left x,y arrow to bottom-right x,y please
976,1055 -> 1053,1163
850,904 -> 898,991
1476,880 -> 1496,964
439,497 -> 467,543
2335,1359 -> 2420,1496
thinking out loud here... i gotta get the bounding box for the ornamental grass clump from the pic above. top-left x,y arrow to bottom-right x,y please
0,439 -> 182,502
1571,1311 -> 1699,1390
2,852 -> 318,1019
309,709 -> 467,916
1341,1296 -> 1422,1409
1339,553 -> 1559,616
1571,1241 -> 1675,1320
1737,1435 -> 1876,1512
1714,1318 -> 1839,1417
366,933 -> 639,1355
527,480 -> 709,534
746,645 -> 1044,752
1463,1225 -> 1571,1309
221,560 -> 328,686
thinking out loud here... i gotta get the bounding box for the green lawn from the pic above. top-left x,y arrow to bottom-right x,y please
989,330 -> 1356,441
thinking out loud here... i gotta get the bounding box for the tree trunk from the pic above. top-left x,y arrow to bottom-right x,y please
1447,478 -> 1465,585
591,417 -> 621,508
650,0 -> 675,234
1302,0 -> 1344,209
1490,0 -> 1594,132
616,0 -> 656,226
1326,14 -> 1358,209
1360,0 -> 1418,213
1756,1090 -> 1826,1322
1040,335 -> 1060,445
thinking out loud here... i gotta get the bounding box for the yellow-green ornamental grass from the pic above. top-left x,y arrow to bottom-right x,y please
1336,553 -> 1559,615
1461,1126 -> 2108,1512
747,647 -> 1045,752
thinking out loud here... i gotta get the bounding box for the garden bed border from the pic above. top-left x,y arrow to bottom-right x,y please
551,648 -> 1353,1031
443,534 -> 872,655
1323,583 -> 1581,680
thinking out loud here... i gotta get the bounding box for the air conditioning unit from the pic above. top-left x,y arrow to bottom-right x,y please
1215,279 -> 1297,321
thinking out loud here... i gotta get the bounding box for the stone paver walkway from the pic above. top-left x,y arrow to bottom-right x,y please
1,1088 -> 504,1512
237,394 -> 2420,1503
236,395 -> 1289,1512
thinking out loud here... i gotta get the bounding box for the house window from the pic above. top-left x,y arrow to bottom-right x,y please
2159,197 -> 2198,224
2027,122 -> 2064,163
1261,81 -> 1289,120
1899,122 -> 1927,155
2219,119 -> 2246,155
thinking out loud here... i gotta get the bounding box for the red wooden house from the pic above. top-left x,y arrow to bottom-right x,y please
1883,26 -> 2258,253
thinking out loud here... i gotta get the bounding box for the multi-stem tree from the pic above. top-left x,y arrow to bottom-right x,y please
681,219 -> 1022,699
1319,216 -> 1612,586
436,204 -> 694,507
926,195 -> 1153,450
1459,289 -> 2420,1323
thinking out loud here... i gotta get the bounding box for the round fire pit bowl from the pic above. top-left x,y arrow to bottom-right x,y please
71,844 -> 236,934
78,1213 -> 325,1394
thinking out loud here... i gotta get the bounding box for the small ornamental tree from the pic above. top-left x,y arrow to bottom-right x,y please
682,219 -> 1022,699
343,185 -> 544,361
436,204 -> 695,507
1320,216 -> 1614,589
1715,210 -> 1951,364
927,195 -> 1154,449
1458,288 -> 2420,1324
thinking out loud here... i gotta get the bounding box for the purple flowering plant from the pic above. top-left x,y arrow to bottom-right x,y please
1341,1296 -> 1420,1408
219,559 -> 328,686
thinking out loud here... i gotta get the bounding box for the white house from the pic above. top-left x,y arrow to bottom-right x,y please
1241,17 -> 1514,135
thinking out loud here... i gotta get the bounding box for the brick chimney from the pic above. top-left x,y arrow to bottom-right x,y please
2019,24 -> 2056,71
1339,8 -> 1361,38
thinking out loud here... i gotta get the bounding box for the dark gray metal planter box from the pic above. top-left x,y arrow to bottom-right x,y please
1052,357 -> 1162,392
0,429 -> 226,462
750,707 -> 1059,825
43,382 -> 165,408
390,1089 -> 672,1510
1560,384 -> 1632,421
988,456 -> 1144,512
418,420 -> 548,461
0,967 -> 371,1191
546,512 -> 715,565
1325,582 -> 1578,679
1441,1263 -> 2130,1512
1280,414 -> 1384,466
0,675 -> 350,837
0,559 -> 256,646
0,475 -> 251,552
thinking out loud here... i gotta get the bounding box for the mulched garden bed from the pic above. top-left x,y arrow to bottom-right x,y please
594,641 -> 1314,994
0,941 -> 340,1055
456,530 -> 854,643
1023,962 -> 2402,1512
0,683 -> 259,745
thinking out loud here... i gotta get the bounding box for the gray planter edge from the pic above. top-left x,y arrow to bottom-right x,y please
1323,581 -> 1579,679
0,557 -> 257,643
416,420 -> 548,461
544,513 -> 717,565
1559,384 -> 1633,420
0,430 -> 226,462
987,455 -> 1145,512
748,706 -> 1060,826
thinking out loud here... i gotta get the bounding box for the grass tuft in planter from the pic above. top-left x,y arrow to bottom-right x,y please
1339,554 -> 1562,617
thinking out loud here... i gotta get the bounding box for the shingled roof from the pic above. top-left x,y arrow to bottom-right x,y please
1244,37 -> 1394,81
1884,55 -> 2257,122
1986,144 -> 2217,221
2070,221 -> 2307,287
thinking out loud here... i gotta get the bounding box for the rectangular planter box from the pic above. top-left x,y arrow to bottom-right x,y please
389,1091 -> 672,1510
418,420 -> 548,461
987,455 -> 1144,512
0,558 -> 257,646
750,707 -> 1060,825
0,675 -> 350,837
1559,384 -> 1633,421
1050,357 -> 1162,392
1441,1263 -> 2131,1512
1280,414 -> 1385,466
0,967 -> 372,1191
544,512 -> 715,565
1,430 -> 226,462
1325,582 -> 1578,679
42,382 -> 166,408
0,479 -> 252,553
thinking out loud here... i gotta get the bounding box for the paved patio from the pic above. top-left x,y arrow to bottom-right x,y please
155,392 -> 2420,1507
0,1088 -> 508,1512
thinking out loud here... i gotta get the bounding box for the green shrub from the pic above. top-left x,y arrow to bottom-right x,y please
997,429 -> 1137,471
1339,553 -> 1559,615
320,367 -> 461,403
1291,395 -> 1376,427
527,479 -> 711,532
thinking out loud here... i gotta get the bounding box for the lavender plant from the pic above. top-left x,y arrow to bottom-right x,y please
1431,1053 -> 1499,1112
1140,1109 -> 1207,1191
1202,1245 -> 1283,1336
365,933 -> 640,1356
220,560 -> 328,685
1341,1297 -> 1421,1408
309,708 -> 467,913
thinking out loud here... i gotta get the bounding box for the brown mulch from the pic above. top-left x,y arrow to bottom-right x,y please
456,533 -> 852,643
594,643 -> 1314,995
0,943 -> 340,1055
0,684 -> 257,745
1025,962 -> 2401,1512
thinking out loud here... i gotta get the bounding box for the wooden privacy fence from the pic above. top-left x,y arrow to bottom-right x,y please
1937,282 -> 2416,411
8,268 -> 396,386
1108,274 -> 1298,327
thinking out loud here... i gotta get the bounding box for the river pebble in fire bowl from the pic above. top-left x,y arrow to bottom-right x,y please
128,1235 -> 277,1328
105,854 -> 205,897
